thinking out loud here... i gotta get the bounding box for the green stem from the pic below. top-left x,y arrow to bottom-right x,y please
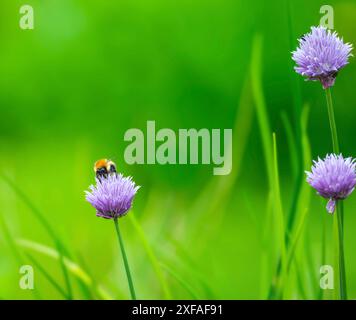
319,213 -> 326,300
114,218 -> 136,300
337,202 -> 347,300
325,88 -> 340,153
324,88 -> 347,300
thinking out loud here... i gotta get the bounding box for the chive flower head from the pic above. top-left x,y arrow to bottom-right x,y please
85,174 -> 140,219
306,154 -> 356,214
292,26 -> 353,89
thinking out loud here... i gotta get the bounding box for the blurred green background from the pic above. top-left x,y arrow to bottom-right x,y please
1,0 -> 356,299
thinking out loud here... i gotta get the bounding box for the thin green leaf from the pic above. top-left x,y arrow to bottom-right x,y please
272,133 -> 287,297
17,238 -> 113,300
129,213 -> 172,299
25,253 -> 68,299
0,174 -> 73,299
251,34 -> 273,188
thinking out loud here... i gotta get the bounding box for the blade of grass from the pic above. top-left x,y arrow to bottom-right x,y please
0,214 -> 24,265
294,258 -> 308,299
286,208 -> 308,272
286,0 -> 303,146
57,241 -> 73,299
305,231 -> 320,298
128,213 -> 172,299
76,277 -> 94,300
336,201 -> 347,299
299,105 -> 315,298
250,34 -> 286,299
281,207 -> 308,299
286,105 -> 312,297
281,111 -> 305,243
0,214 -> 42,299
17,238 -> 113,300
0,174 -> 65,253
25,253 -> 68,299
251,34 -> 273,188
268,104 -> 311,298
281,111 -> 299,179
286,105 -> 312,298
272,133 -> 287,298
243,191 -> 262,242
319,213 -> 327,300
0,174 -> 73,299
75,253 -> 99,300
285,0 -> 305,235
260,191 -> 274,299
283,1 -> 310,299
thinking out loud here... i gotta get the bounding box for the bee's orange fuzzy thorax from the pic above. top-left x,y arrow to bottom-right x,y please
94,159 -> 108,170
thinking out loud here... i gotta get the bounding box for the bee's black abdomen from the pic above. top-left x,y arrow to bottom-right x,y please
96,167 -> 108,178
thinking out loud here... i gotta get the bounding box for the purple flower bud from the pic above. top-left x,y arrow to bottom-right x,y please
326,199 -> 336,214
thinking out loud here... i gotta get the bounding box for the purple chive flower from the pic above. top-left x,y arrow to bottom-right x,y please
85,174 -> 140,219
306,154 -> 356,214
292,26 -> 353,89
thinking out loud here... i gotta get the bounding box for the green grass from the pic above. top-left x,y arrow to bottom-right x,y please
1,0 -> 356,300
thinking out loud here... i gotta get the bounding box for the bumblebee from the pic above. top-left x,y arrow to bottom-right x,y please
94,159 -> 117,178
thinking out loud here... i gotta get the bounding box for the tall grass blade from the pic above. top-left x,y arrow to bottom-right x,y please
0,214 -> 24,265
0,214 -> 42,299
25,253 -> 68,299
17,238 -> 113,300
285,0 -> 305,262
271,133 -> 287,298
250,34 -> 273,187
281,111 -> 298,179
319,213 -> 327,300
0,174 -> 73,299
129,213 -> 172,299
260,191 -> 274,299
